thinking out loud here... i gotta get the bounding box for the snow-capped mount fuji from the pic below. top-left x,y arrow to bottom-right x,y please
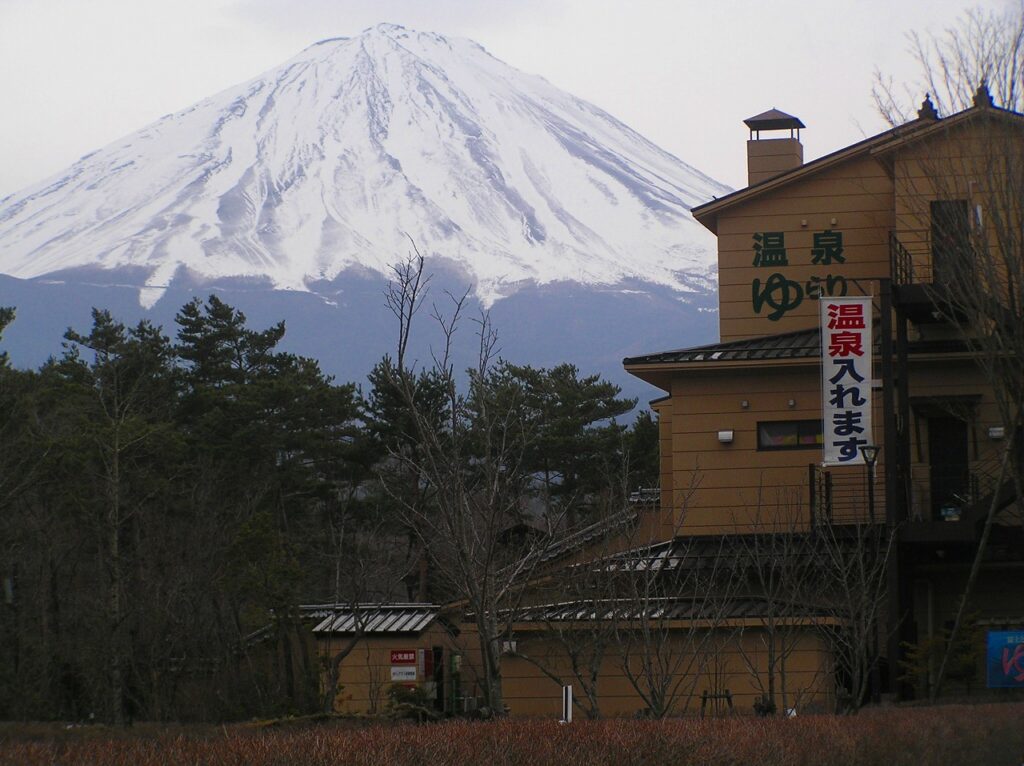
0,23 -> 726,309
0,24 -> 728,402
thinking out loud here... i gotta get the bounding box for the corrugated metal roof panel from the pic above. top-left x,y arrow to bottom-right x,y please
312,615 -> 335,632
310,604 -> 440,635
515,596 -> 826,624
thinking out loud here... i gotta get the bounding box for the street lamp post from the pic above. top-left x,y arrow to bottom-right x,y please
861,443 -> 882,704
862,444 -> 880,524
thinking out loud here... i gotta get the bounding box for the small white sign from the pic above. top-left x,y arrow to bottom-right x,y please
391,666 -> 417,682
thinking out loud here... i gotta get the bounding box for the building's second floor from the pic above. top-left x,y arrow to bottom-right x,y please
626,329 -> 1021,543
691,88 -> 1024,344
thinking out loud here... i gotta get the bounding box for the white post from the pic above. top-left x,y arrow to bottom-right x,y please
561,685 -> 572,723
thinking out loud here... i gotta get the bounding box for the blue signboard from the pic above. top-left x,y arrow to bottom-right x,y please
986,630 -> 1024,688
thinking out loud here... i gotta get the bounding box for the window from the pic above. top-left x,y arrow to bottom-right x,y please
757,420 -> 823,450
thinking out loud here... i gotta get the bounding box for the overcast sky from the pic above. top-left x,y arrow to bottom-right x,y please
0,0 -> 1015,199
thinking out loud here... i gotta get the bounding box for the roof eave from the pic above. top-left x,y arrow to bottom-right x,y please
870,103 -> 1024,159
623,366 -> 672,392
691,125 -> 905,234
694,103 -> 1024,233
625,355 -> 820,376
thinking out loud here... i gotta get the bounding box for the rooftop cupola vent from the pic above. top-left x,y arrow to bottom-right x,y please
918,94 -> 939,120
973,82 -> 994,108
743,108 -> 806,139
743,108 -> 805,186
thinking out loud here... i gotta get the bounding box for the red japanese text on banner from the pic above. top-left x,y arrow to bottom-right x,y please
820,297 -> 873,465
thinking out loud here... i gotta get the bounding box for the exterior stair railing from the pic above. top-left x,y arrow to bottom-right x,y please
905,452 -> 1019,535
890,232 -> 914,287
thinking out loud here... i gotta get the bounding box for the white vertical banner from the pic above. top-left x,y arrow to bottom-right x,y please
821,297 -> 873,465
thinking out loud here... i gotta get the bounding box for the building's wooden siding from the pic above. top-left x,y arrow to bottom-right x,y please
716,154 -> 894,341
661,363 -> 887,532
317,621 -> 839,718
892,121 -> 1024,295
659,351 -> 1012,532
655,117 -> 1021,534
501,627 -> 834,717
319,625 -> 458,715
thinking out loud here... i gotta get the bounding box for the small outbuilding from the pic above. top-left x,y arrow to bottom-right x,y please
313,603 -> 465,715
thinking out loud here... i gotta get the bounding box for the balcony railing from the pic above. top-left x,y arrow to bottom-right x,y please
809,464 -> 887,526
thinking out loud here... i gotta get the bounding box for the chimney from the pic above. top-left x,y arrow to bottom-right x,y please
744,108 -> 805,186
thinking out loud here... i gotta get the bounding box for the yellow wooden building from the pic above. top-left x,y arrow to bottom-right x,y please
625,87 -> 1024,702
314,89 -> 1024,717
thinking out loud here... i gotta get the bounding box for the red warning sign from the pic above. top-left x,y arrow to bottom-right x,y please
390,649 -> 416,665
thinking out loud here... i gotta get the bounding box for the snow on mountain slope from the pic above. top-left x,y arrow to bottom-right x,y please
0,24 -> 729,308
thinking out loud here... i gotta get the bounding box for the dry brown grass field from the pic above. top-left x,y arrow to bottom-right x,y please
1,702 -> 1022,766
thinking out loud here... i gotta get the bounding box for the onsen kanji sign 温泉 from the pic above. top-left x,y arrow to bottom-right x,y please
821,297 -> 872,465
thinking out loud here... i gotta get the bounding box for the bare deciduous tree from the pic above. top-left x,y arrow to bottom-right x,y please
727,490 -> 819,716
813,515 -> 897,712
586,474 -> 742,719
612,533 -> 738,718
876,7 -> 1024,700
318,514 -> 410,714
510,490 -> 637,719
873,5 -> 1024,122
378,250 -> 555,715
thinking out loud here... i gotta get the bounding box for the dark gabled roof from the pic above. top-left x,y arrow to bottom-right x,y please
598,536 -> 734,573
623,328 -> 820,367
576,531 -> 823,576
625,318 -> 962,368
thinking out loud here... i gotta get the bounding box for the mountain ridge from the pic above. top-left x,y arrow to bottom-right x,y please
0,23 -> 728,309
0,24 -> 728,404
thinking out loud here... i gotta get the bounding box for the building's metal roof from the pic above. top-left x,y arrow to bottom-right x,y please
624,328 -> 821,366
514,596 -> 826,624
624,325 -> 976,369
575,533 -> 822,576
493,508 -> 641,592
598,537 -> 730,573
310,603 -> 440,635
536,508 -> 639,565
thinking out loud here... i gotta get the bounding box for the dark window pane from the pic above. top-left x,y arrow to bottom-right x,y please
758,420 -> 823,450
